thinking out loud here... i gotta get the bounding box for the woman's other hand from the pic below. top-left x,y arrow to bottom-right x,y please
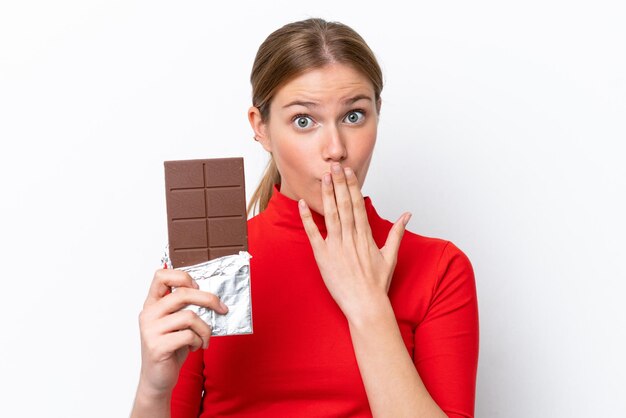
137,269 -> 228,397
298,162 -> 411,321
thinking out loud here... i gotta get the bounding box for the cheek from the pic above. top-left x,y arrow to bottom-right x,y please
270,134 -> 319,187
350,129 -> 377,185
272,139 -> 305,174
267,125 -> 297,169
352,131 -> 376,164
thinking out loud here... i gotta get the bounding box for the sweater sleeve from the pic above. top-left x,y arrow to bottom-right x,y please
413,242 -> 479,418
170,347 -> 204,418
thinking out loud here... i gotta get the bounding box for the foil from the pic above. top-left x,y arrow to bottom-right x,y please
163,248 -> 253,336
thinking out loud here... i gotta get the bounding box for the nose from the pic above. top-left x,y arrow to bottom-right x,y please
321,125 -> 347,162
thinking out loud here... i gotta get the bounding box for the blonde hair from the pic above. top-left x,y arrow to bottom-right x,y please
247,18 -> 383,216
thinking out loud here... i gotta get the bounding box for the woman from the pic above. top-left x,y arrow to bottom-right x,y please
131,18 -> 478,418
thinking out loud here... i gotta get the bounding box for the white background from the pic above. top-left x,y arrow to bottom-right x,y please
1,1 -> 625,417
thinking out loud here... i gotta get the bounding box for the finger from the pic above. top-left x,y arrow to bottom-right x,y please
321,172 -> 341,237
381,212 -> 412,263
344,167 -> 371,237
330,162 -> 355,234
145,269 -> 198,306
155,309 -> 213,350
156,329 -> 204,359
155,288 -> 228,317
298,199 -> 324,248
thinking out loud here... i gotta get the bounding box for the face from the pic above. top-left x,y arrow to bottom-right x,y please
249,63 -> 380,215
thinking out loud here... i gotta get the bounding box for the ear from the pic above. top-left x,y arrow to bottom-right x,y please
248,106 -> 272,152
376,97 -> 382,115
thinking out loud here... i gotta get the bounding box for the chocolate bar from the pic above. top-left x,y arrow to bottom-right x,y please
164,158 -> 248,268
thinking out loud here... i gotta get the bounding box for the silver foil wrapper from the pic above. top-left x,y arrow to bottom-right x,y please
163,248 -> 253,336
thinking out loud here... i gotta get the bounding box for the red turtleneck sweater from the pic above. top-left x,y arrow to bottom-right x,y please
171,187 -> 479,417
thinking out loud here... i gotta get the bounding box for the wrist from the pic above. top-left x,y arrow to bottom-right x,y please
136,377 -> 173,403
344,292 -> 395,330
131,380 -> 172,418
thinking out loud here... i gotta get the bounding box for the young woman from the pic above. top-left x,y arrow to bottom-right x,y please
131,18 -> 479,418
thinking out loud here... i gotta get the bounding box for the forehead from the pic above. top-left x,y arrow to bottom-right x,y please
273,64 -> 375,104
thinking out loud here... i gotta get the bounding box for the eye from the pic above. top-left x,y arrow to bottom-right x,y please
292,114 -> 314,129
344,110 -> 365,124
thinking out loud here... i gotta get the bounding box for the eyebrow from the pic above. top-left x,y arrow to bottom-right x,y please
282,94 -> 372,109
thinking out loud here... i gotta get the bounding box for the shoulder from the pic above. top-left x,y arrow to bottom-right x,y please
404,230 -> 472,270
394,227 -> 469,272
246,211 -> 269,251
366,202 -> 473,276
399,228 -> 451,259
391,230 -> 477,324
392,226 -> 476,297
399,229 -> 474,283
247,210 -> 264,226
246,210 -> 268,235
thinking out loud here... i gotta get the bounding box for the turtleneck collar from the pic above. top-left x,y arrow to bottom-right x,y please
261,185 -> 380,234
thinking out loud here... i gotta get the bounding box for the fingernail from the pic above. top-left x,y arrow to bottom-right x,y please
323,173 -> 332,184
192,280 -> 199,289
298,199 -> 307,210
403,213 -> 412,226
344,167 -> 354,177
331,163 -> 342,174
220,301 -> 229,313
